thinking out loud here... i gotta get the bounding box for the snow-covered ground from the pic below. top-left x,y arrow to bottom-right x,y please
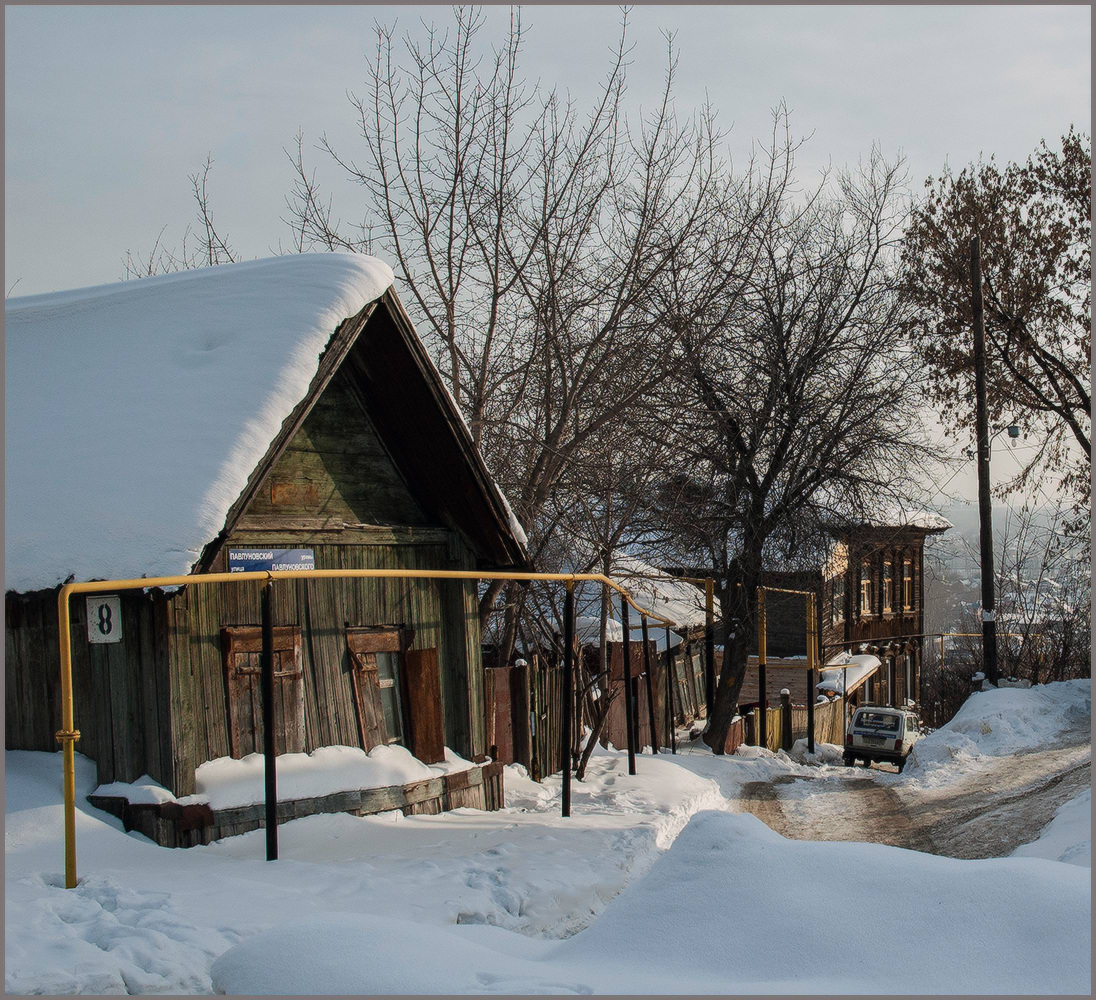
6,681 -> 1090,995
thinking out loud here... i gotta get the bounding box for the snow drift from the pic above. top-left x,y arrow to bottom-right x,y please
211,809 -> 1090,995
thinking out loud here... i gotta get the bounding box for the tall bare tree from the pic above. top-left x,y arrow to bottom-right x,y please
287,8 -> 736,661
901,129 -> 1091,537
652,150 -> 940,752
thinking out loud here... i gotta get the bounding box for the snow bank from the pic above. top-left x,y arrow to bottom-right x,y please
907,679 -> 1091,779
6,253 -> 394,591
92,774 -> 176,805
178,745 -> 472,810
1011,787 -> 1091,868
211,810 -> 1091,995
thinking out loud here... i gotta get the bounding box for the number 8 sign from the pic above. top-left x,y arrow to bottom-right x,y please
86,596 -> 123,644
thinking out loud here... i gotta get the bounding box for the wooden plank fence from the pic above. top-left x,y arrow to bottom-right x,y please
485,652 -> 850,783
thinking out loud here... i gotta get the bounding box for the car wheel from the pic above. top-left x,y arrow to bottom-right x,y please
896,758 -> 906,774
843,753 -> 854,767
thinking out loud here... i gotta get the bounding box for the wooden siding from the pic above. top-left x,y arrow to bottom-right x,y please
237,363 -> 429,531
160,536 -> 481,794
5,589 -> 174,789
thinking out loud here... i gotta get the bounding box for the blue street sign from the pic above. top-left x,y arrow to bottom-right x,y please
228,548 -> 316,572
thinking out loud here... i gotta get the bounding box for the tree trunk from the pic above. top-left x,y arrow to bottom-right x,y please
703,541 -> 763,753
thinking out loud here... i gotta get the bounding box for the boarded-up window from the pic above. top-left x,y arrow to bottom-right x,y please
221,626 -> 304,758
346,627 -> 409,752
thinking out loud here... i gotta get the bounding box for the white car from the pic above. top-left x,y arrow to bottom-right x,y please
843,705 -> 920,772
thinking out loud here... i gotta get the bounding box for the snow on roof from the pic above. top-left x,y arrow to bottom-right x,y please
5,254 -> 394,592
610,551 -> 717,629
817,652 -> 882,695
574,615 -> 686,651
575,615 -> 624,645
864,507 -> 953,532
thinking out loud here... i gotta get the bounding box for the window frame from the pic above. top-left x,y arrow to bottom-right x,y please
903,559 -> 914,611
882,560 -> 894,614
859,560 -> 873,616
345,625 -> 413,750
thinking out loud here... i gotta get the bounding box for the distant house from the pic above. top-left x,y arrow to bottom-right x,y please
819,511 -> 951,709
5,255 -> 528,823
681,514 -> 950,716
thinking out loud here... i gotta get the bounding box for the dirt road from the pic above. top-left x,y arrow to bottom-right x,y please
740,736 -> 1091,859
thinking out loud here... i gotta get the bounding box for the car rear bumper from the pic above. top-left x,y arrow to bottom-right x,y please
847,747 -> 905,762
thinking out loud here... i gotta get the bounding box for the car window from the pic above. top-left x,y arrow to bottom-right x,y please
854,711 -> 900,732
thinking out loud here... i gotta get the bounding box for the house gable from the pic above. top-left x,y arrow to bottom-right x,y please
232,363 -> 429,533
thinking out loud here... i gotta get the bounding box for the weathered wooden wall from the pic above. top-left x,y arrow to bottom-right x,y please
165,536 -> 481,794
6,355 -> 488,794
6,588 -> 174,789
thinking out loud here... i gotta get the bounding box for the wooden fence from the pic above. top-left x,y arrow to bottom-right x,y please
484,652 -> 850,780
734,696 -> 848,753
484,640 -> 712,778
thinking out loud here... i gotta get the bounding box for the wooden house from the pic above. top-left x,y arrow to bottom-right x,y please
5,255 -> 528,818
819,513 -> 950,708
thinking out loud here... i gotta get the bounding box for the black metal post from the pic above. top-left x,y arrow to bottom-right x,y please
261,579 -> 278,861
619,595 -> 636,775
561,583 -> 574,817
641,615 -> 659,753
704,580 -> 716,716
665,625 -> 677,754
971,235 -> 999,685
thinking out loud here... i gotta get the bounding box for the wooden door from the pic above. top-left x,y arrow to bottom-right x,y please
221,626 -> 304,758
402,648 -> 446,764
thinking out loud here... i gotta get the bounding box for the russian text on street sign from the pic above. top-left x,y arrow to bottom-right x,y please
228,548 -> 316,572
87,596 -> 122,644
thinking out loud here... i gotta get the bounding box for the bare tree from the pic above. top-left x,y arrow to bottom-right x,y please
653,150 -> 942,752
288,8 -> 738,663
123,155 -> 238,277
901,129 -> 1091,538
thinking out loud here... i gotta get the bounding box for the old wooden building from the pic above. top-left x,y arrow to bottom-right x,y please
819,512 -> 950,707
6,254 -> 528,807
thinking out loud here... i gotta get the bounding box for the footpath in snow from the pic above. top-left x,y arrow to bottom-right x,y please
5,680 -> 1091,995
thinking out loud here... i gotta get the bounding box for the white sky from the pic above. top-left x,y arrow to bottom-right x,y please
4,4 -> 1089,501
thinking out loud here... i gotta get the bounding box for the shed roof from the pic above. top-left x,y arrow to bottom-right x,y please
817,653 -> 883,696
609,551 -> 717,630
5,254 -> 527,592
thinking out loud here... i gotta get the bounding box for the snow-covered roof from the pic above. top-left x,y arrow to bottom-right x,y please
817,652 -> 882,695
609,551 -> 717,630
575,616 -> 624,645
863,508 -> 953,532
573,615 -> 685,651
6,255 -> 399,592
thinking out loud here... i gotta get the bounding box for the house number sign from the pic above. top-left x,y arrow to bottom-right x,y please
87,596 -> 123,644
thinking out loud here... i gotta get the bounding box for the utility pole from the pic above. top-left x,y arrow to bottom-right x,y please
970,235 -> 999,685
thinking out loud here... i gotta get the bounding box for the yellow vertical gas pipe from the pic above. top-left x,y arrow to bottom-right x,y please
757,588 -> 767,748
55,584 -> 80,888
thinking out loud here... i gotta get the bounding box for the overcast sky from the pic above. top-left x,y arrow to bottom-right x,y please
5,4 -> 1090,500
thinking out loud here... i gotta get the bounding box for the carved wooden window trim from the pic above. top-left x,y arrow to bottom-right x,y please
859,560 -> 873,617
